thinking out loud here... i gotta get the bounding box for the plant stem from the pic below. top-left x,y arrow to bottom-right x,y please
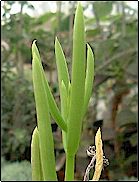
65,154 -> 75,181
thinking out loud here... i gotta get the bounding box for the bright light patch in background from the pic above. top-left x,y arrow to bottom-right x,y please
1,1 -> 138,19
30,1 -> 57,16
10,2 -> 21,14
126,1 -> 138,10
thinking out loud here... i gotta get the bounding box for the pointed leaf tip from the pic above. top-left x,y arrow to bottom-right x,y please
55,36 -> 58,42
55,36 -> 59,46
76,2 -> 83,12
33,39 -> 37,45
32,40 -> 37,52
87,43 -> 94,55
32,40 -> 37,55
77,2 -> 81,7
87,43 -> 91,50
61,80 -> 65,85
32,40 -> 40,61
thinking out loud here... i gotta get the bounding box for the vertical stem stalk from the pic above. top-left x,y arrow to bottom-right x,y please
65,154 -> 75,181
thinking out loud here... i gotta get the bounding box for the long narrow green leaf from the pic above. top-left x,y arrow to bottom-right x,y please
83,44 -> 94,117
55,37 -> 70,90
60,80 -> 68,119
32,51 -> 57,180
55,37 -> 70,152
61,80 -> 68,152
67,2 -> 86,156
31,126 -> 43,181
32,41 -> 67,132
67,82 -> 71,120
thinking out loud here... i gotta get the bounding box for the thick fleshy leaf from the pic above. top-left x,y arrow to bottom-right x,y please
83,44 -> 94,117
55,37 -> 70,91
67,2 -> 86,156
32,48 -> 57,180
61,80 -> 68,152
55,38 -> 70,152
31,126 -> 43,181
32,41 -> 67,132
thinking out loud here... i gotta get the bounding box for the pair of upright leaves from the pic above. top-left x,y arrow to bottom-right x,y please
31,3 -> 94,181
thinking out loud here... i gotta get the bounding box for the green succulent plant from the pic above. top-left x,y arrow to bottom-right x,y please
31,2 -> 94,181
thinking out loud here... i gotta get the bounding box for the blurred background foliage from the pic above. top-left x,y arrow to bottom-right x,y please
1,1 -> 138,181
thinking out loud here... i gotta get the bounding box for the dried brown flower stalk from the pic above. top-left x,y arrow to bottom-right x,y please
83,127 -> 109,181
92,127 -> 103,181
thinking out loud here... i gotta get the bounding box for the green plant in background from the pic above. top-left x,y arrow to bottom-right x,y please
31,2 -> 107,181
1,60 -> 36,161
1,158 -> 31,181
